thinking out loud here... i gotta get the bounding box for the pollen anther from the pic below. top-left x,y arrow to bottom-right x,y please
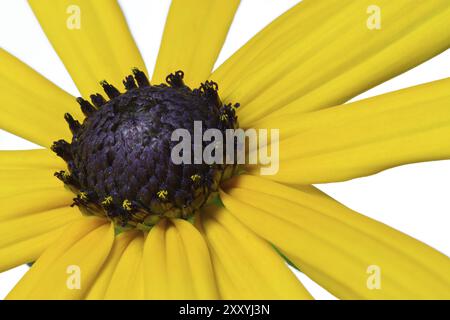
157,190 -> 169,200
79,192 -> 88,200
122,199 -> 132,211
102,196 -> 113,206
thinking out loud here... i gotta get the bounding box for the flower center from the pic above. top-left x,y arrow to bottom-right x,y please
52,69 -> 239,230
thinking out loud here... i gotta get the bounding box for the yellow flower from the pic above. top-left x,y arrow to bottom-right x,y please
1,0 -> 450,300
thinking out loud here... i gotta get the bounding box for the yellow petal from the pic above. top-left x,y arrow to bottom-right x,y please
220,175 -> 450,299
29,0 -> 147,97
152,0 -> 240,87
0,50 -> 81,147
104,233 -> 144,300
0,228 -> 70,274
85,231 -> 139,299
142,220 -> 168,298
251,77 -> 450,184
1,169 -> 64,198
6,218 -> 105,299
210,0 -> 450,127
171,218 -> 219,299
0,188 -> 73,221
0,206 -> 82,272
0,149 -> 63,170
143,219 -> 218,299
6,217 -> 113,300
0,206 -> 81,248
130,258 -> 145,300
197,206 -> 313,299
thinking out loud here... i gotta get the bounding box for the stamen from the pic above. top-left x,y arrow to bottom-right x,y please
122,199 -> 132,211
79,191 -> 88,201
90,93 -> 107,108
220,113 -> 228,122
157,189 -> 168,200
64,113 -> 81,135
76,97 -> 96,117
51,140 -> 72,162
132,68 -> 150,87
230,103 -> 240,111
166,70 -> 185,88
198,80 -> 220,105
102,196 -> 113,206
100,80 -> 121,99
54,170 -> 78,187
123,75 -> 137,91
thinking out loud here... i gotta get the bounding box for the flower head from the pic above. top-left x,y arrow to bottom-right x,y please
1,0 -> 450,300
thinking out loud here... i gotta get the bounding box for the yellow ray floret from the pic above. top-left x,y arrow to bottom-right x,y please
0,206 -> 82,273
251,77 -> 450,184
103,233 -> 145,300
28,0 -> 147,97
0,50 -> 81,147
197,206 -> 313,300
85,231 -> 139,299
220,175 -> 450,299
0,188 -> 74,222
0,149 -> 64,170
143,219 -> 219,299
7,218 -> 114,299
152,0 -> 240,87
1,169 -> 66,198
211,0 -> 450,127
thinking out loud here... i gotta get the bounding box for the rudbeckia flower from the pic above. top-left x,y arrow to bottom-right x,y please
1,0 -> 450,300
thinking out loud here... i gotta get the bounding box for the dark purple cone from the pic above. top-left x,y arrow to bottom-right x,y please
53,70 -> 239,227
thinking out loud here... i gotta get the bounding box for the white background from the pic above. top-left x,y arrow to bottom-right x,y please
0,0 -> 449,300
